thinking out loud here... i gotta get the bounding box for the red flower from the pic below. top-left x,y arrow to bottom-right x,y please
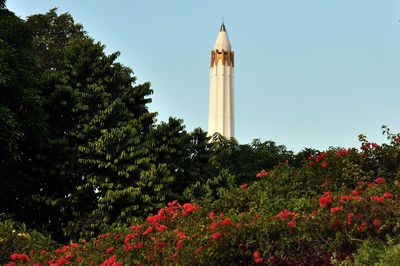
337,149 -> 348,157
212,232 -> 222,239
182,203 -> 196,215
395,136 -> 400,142
106,247 -> 115,254
209,211 -> 215,219
340,195 -> 350,203
384,193 -> 393,198
319,192 -> 332,208
322,181 -> 328,187
358,181 -> 365,186
332,220 -> 342,227
156,242 -> 165,248
368,182 -> 376,188
241,184 -> 247,189
376,177 -> 384,184
275,209 -> 296,220
331,207 -> 343,214
285,160 -> 289,164
177,241 -> 183,250
372,143 -> 379,148
221,217 -> 232,226
287,220 -> 295,227
142,226 -> 153,236
316,153 -> 323,162
168,200 -> 177,206
347,213 -> 354,225
370,196 -> 384,203
256,169 -> 268,177
359,223 -> 366,232
195,246 -> 203,253
321,162 -> 328,168
176,231 -> 186,239
373,217 -> 380,227
254,251 -> 263,263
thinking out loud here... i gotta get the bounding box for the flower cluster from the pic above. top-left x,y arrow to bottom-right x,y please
319,192 -> 332,208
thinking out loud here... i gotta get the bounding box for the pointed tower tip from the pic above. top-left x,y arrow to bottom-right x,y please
220,23 -> 226,32
214,22 -> 231,50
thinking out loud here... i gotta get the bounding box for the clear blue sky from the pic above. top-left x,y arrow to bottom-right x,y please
7,0 -> 400,152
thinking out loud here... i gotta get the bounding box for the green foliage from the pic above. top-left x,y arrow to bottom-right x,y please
0,219 -> 55,265
352,239 -> 386,266
0,1 -> 48,233
27,8 -> 87,72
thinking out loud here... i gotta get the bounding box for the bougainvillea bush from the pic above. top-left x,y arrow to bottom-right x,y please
4,131 -> 400,265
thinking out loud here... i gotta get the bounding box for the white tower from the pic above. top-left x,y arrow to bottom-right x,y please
208,23 -> 235,138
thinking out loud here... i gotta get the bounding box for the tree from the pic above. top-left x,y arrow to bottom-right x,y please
0,1 -> 47,227
24,9 -> 175,240
27,8 -> 86,72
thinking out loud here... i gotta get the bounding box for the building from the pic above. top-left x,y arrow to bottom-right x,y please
208,23 -> 235,138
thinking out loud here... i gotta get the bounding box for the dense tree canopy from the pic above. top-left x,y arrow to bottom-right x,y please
0,0 -> 47,229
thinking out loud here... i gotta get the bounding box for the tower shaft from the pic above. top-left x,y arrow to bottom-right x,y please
208,24 -> 235,138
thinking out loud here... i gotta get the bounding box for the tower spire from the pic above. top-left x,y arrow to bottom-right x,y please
220,22 -> 226,32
